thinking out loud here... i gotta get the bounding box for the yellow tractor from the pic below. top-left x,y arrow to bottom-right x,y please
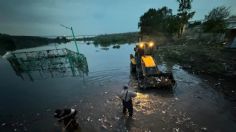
130,41 -> 175,89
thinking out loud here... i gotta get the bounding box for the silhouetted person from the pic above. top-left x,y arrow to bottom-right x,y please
54,108 -> 79,131
120,85 -> 137,117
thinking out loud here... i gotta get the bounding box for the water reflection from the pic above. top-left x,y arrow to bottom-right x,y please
4,48 -> 88,81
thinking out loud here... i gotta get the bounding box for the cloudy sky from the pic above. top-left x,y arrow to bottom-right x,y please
0,0 -> 235,36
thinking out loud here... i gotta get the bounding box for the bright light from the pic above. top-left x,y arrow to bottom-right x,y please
148,42 -> 154,47
139,42 -> 144,48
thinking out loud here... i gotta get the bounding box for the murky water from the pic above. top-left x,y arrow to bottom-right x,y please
0,42 -> 235,132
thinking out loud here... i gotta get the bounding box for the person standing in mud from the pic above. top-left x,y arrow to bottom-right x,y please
120,85 -> 137,117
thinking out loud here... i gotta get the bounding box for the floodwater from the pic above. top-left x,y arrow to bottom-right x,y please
0,42 -> 235,132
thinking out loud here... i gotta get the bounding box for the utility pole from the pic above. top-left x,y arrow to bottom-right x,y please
60,24 -> 79,53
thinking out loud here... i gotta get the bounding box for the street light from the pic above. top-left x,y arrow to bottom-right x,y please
60,24 -> 79,53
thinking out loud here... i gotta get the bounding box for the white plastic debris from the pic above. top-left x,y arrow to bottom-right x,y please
87,117 -> 91,122
173,128 -> 179,132
115,116 -> 120,120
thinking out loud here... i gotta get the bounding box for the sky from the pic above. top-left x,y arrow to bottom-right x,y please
0,0 -> 235,36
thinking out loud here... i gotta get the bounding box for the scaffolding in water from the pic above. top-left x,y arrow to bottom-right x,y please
7,48 -> 89,81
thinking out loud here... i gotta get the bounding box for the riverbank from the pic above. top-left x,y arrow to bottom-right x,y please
79,32 -> 139,47
152,31 -> 236,107
0,34 -> 69,55
0,32 -> 139,55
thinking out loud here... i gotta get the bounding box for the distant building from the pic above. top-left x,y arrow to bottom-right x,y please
226,16 -> 236,48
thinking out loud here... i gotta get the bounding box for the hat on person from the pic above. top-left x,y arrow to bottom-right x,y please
123,85 -> 129,89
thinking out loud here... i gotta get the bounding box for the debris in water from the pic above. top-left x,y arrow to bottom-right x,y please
104,92 -> 108,94
101,124 -> 107,129
114,116 -> 120,120
174,97 -> 179,101
162,111 -> 166,114
215,82 -> 221,86
201,127 -> 207,131
87,116 -> 91,122
1,123 -> 6,127
173,128 -> 179,132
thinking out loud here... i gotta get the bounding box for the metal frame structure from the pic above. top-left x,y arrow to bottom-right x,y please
7,48 -> 88,81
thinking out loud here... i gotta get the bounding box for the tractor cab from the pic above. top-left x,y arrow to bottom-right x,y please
141,55 -> 160,77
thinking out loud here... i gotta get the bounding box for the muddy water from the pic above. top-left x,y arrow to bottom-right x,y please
0,42 -> 235,132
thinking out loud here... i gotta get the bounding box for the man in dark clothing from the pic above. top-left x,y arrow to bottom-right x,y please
120,85 -> 137,117
54,108 -> 79,130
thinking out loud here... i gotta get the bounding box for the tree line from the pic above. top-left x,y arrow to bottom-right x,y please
138,0 -> 232,37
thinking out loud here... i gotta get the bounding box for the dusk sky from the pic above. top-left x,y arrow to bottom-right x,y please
0,0 -> 235,36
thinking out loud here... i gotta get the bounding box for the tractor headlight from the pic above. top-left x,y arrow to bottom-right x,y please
148,42 -> 154,47
139,43 -> 144,48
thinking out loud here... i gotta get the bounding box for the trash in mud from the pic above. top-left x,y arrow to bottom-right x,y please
87,116 -> 91,122
173,128 -> 180,132
114,116 -> 120,120
162,110 -> 166,114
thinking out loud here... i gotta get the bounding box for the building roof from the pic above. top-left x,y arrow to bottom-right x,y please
227,17 -> 236,29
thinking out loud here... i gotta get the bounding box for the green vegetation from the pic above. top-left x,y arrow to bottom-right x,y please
156,33 -> 235,76
92,32 -> 139,47
138,0 -> 195,37
202,6 -> 230,33
138,7 -> 175,35
176,0 -> 195,36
